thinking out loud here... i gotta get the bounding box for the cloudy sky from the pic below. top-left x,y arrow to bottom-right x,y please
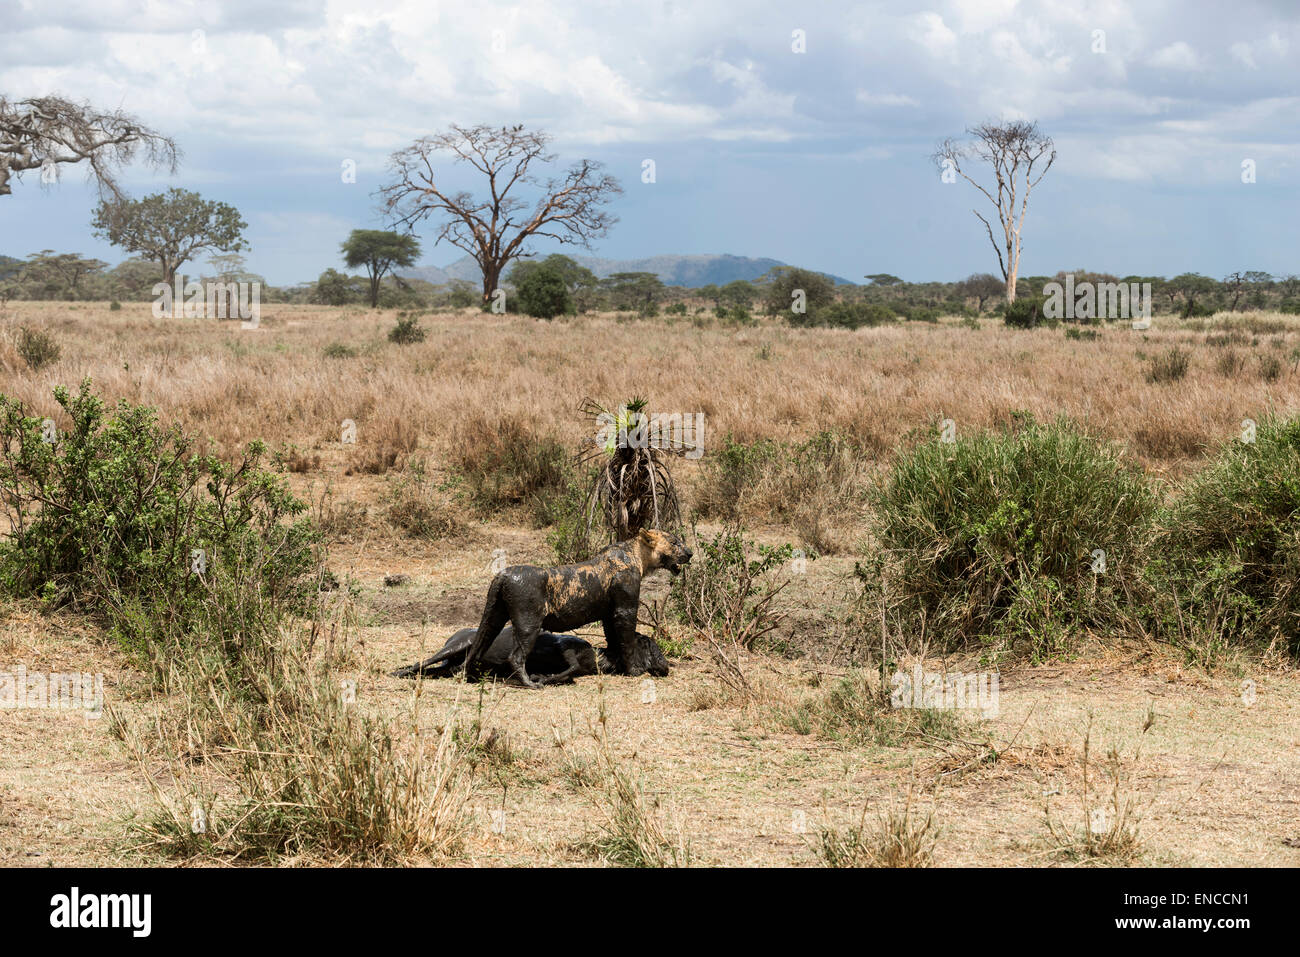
2,0 -> 1297,285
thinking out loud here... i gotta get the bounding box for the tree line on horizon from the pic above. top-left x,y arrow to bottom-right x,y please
2,95 -> 1295,326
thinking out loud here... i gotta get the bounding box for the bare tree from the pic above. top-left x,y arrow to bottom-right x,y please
934,120 -> 1055,304
0,95 -> 178,200
378,124 -> 621,304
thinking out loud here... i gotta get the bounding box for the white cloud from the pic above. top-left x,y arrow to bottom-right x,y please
1148,41 -> 1201,71
855,90 -> 919,108
910,12 -> 959,61
1229,41 -> 1257,69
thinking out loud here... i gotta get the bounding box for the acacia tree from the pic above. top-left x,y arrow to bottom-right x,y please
934,120 -> 1055,304
0,95 -> 177,199
22,251 -> 108,299
92,188 -> 247,286
378,124 -> 621,304
340,229 -> 421,308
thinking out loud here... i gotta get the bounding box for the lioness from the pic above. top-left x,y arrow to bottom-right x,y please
463,528 -> 692,688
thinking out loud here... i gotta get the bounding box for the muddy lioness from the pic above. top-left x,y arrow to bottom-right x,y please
463,528 -> 691,687
390,625 -> 670,684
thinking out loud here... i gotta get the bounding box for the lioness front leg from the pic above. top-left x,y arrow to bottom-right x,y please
603,609 -> 646,676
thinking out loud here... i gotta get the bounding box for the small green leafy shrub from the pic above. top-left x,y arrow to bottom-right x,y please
388,313 -> 426,344
789,301 -> 894,329
0,380 -> 318,657
670,524 -> 795,652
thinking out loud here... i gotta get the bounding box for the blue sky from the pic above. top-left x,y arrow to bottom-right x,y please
1,0 -> 1297,285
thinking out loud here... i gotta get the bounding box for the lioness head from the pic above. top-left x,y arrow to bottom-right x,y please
636,528 -> 693,576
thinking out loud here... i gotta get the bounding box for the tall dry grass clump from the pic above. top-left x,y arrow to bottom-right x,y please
813,788 -> 939,867
452,411 -> 572,526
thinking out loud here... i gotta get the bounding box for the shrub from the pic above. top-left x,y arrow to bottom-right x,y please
1148,415 -> 1300,659
670,524 -> 794,652
388,313 -> 426,344
764,267 -> 835,316
795,301 -> 894,329
515,263 -> 573,319
1002,296 -> 1051,329
323,342 -> 358,359
869,416 -> 1155,657
109,300 -> 122,312
1146,346 -> 1190,384
0,380 -> 318,657
895,304 -> 939,323
546,473 -> 599,564
16,326 -> 61,369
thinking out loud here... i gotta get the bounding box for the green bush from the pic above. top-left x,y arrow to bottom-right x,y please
0,380 -> 318,657
515,263 -> 573,319
109,300 -> 122,312
893,304 -> 939,323
794,301 -> 895,329
323,342 -> 358,359
1002,296 -> 1051,329
388,313 -> 426,344
869,416 -> 1155,658
764,267 -> 835,316
1148,416 -> 1300,659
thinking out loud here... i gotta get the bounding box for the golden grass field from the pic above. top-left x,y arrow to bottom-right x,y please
1,300 -> 1298,867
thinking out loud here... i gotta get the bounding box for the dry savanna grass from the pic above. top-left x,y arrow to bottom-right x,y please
1,300 -> 1299,868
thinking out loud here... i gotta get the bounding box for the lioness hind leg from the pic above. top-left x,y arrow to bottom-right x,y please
506,612 -> 544,688
464,585 -> 511,679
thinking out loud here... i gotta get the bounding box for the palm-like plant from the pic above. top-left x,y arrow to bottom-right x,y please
576,397 -> 684,543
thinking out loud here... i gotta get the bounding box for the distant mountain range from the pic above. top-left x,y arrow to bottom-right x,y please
399,253 -> 855,288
